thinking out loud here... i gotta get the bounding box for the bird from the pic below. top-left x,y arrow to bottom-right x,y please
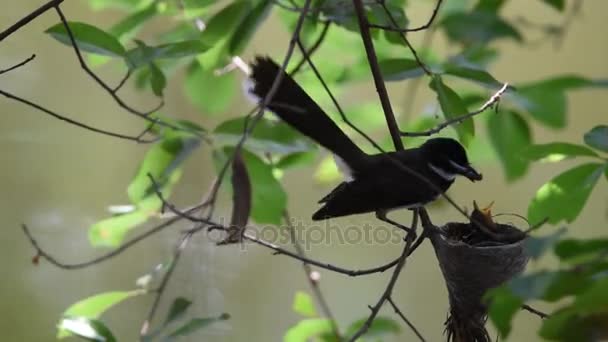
245,56 -> 482,232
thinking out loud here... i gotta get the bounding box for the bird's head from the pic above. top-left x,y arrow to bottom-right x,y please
421,138 -> 482,182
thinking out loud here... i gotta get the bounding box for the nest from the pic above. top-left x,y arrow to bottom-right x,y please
428,204 -> 529,342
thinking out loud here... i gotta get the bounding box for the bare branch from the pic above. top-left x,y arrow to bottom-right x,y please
0,0 -> 65,42
369,0 -> 443,33
352,0 -> 403,151
290,21 -> 331,75
0,54 -> 36,75
521,304 -> 549,319
0,88 -> 158,143
387,297 -> 426,342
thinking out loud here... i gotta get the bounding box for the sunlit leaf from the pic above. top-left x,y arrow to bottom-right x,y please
430,75 -> 475,146
58,290 -> 143,338
584,125 -> 608,153
88,210 -> 149,247
276,151 -> 318,170
488,110 -> 531,181
523,142 -> 599,162
46,22 -> 126,57
293,291 -> 317,318
528,163 -> 605,224
127,133 -> 200,204
284,318 -> 333,342
59,317 -> 116,342
314,155 -> 342,184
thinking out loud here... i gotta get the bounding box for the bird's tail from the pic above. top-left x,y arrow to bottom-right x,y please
246,56 -> 366,169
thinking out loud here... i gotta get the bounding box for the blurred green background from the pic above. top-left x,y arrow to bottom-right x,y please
0,0 -> 607,341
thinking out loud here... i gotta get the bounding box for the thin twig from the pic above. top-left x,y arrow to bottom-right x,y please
374,0 -> 432,76
52,6 -> 186,133
0,88 -> 158,143
352,0 -> 403,151
0,0 -> 65,42
0,54 -> 36,75
348,212 -> 419,341
387,297 -> 426,342
140,231 -> 192,336
290,21 -> 331,75
521,304 -> 549,319
400,83 -> 509,137
369,0 -> 443,33
285,211 -> 341,340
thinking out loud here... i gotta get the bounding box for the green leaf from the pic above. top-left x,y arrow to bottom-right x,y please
110,4 -> 157,40
314,155 -> 341,184
584,125 -> 608,153
378,58 -> 424,81
127,134 -> 200,204
46,21 -> 126,57
214,117 -> 314,154
200,1 -> 251,46
166,313 -> 230,340
571,277 -> 608,314
443,63 -> 504,89
488,110 -> 531,181
59,318 -> 116,342
539,308 -> 586,341
125,40 -> 209,69
58,290 -> 143,338
528,163 -> 605,224
149,63 -> 166,97
276,151 -> 318,170
510,76 -> 608,128
185,62 -> 236,114
541,0 -> 565,11
293,291 -> 317,317
487,287 -> 523,338
165,297 -> 192,326
441,11 -> 522,45
228,0 -> 273,55
284,319 -> 333,342
88,210 -> 149,247
555,238 -> 608,262
215,148 -> 287,225
345,316 -> 400,339
430,75 -> 474,146
523,142 -> 599,162
524,227 -> 567,261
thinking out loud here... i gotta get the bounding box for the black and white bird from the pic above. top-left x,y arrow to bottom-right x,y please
245,57 -> 482,230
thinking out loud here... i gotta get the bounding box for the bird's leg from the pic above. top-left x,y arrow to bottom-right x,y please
375,210 -> 417,241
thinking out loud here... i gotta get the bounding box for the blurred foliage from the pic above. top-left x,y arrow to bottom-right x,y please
19,0 -> 607,339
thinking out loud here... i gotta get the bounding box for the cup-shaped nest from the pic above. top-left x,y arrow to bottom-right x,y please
428,204 -> 529,342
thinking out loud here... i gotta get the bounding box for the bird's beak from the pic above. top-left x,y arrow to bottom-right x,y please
463,165 -> 483,182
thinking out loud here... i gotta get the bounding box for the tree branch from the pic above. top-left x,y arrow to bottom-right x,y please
0,0 -> 65,42
352,0 -> 403,151
0,54 -> 36,75
369,0 -> 443,33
